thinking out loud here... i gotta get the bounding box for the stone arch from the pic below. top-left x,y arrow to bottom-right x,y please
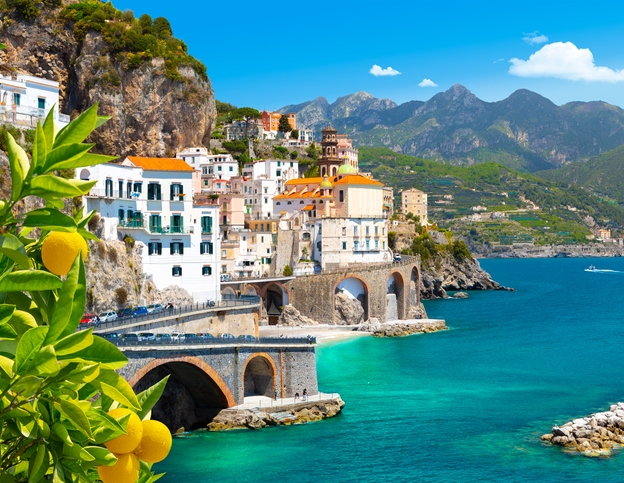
334,275 -> 370,324
410,265 -> 420,307
221,285 -> 237,300
129,357 -> 235,431
242,353 -> 277,399
242,284 -> 259,297
259,283 -> 290,325
386,271 -> 406,321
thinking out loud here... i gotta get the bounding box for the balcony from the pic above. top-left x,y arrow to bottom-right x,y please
118,219 -> 144,229
170,194 -> 185,202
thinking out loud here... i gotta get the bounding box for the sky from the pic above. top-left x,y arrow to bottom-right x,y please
112,0 -> 624,110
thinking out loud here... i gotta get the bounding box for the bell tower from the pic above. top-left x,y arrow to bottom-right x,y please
317,127 -> 341,178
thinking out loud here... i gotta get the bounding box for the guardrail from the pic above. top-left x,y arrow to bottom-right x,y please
80,297 -> 261,332
109,336 -> 316,347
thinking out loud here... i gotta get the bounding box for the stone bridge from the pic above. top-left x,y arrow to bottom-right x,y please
222,256 -> 421,324
119,340 -> 318,432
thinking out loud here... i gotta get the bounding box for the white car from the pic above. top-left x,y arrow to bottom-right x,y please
99,311 -> 118,323
170,333 -> 186,342
147,304 -> 164,314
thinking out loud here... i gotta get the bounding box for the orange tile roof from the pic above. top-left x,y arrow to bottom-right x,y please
126,156 -> 195,172
302,205 -> 315,211
285,176 -> 324,185
333,175 -> 383,187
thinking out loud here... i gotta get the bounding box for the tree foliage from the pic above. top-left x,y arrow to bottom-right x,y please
278,115 -> 292,133
0,105 -> 169,482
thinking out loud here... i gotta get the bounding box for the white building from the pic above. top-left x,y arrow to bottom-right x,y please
0,73 -> 70,129
242,159 -> 299,195
78,157 -> 221,303
177,147 -> 239,183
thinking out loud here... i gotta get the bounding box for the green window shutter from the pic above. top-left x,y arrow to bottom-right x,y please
208,242 -> 213,254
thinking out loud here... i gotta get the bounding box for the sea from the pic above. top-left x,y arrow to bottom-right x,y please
157,257 -> 624,482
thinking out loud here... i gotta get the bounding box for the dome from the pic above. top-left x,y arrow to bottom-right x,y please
337,163 -> 356,175
320,175 -> 333,189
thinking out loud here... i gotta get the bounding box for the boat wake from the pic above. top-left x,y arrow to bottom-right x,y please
585,268 -> 621,273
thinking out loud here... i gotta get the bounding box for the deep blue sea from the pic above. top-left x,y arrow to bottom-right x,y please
157,258 -> 624,482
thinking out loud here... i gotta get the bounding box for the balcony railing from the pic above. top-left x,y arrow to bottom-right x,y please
119,219 -> 144,229
169,194 -> 185,201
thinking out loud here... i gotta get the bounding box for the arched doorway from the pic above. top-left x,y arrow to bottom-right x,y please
263,283 -> 288,325
387,272 -> 405,321
130,358 -> 234,432
243,354 -> 276,398
221,286 -> 237,300
334,277 -> 368,324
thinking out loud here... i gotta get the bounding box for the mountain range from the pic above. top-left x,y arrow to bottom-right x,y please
279,86 -> 624,173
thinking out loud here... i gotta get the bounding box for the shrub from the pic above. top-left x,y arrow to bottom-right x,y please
115,286 -> 129,305
289,150 -> 298,160
283,264 -> 293,276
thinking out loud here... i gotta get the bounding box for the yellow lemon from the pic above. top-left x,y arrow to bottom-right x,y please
41,231 -> 88,276
134,420 -> 172,463
98,452 -> 139,483
105,408 -> 143,454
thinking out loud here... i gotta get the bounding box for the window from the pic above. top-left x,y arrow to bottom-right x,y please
199,242 -> 213,255
300,201 -> 304,204
170,183 -> 183,200
201,216 -> 212,234
276,170 -> 281,177
118,180 -> 124,198
133,182 -> 142,194
316,241 -> 321,251
375,239 -> 379,249
287,201 -> 292,205
290,162 -> 294,167
366,226 -> 370,236
218,166 -> 222,171
342,241 -> 347,250
383,241 -> 386,249
221,250 -> 227,258
264,187 -> 268,194
339,190 -> 344,202
105,179 -> 113,197
38,98 -> 45,110
265,198 -> 268,204
170,214 -> 183,233
170,242 -> 184,255
366,240 -> 370,250
354,240 -> 359,251
277,162 -> 281,167
127,181 -> 132,199
382,227 -> 385,235
202,167 -> 208,175
276,202 -> 281,205
172,266 -> 182,277
148,242 -> 162,255
118,209 -> 125,222
202,266 -> 212,276
149,215 -> 162,233
342,227 -> 346,236
375,226 -> 379,236
13,93 -> 20,106
147,183 -> 161,201
229,166 -> 233,172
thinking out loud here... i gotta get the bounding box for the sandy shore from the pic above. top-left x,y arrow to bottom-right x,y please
259,324 -> 371,344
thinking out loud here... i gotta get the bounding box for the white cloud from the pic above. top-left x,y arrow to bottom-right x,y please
418,78 -> 438,87
509,41 -> 624,82
522,31 -> 549,45
369,64 -> 401,76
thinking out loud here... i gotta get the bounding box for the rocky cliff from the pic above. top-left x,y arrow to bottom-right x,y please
0,0 -> 216,157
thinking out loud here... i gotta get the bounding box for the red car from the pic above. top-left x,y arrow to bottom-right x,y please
80,314 -> 97,324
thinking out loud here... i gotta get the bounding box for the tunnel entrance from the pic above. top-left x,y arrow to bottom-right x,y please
132,360 -> 232,432
243,355 -> 275,397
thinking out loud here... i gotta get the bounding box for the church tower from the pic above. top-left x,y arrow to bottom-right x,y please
317,127 -> 342,178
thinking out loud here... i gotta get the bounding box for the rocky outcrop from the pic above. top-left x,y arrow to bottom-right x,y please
542,403 -> 624,456
0,3 -> 216,157
278,304 -> 318,326
207,397 -> 345,431
420,253 -> 513,299
334,291 -> 365,325
372,320 -> 448,337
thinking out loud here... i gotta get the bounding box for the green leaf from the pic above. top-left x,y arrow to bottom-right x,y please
94,369 -> 140,410
77,228 -> 100,242
6,132 -> 30,202
51,422 -> 73,446
15,326 -> 48,373
88,409 -> 126,444
31,122 -> 47,175
61,442 -> 95,461
0,470 -> 16,483
59,335 -> 127,369
55,399 -> 93,440
11,375 -> 42,399
41,143 -> 94,173
23,208 -> 77,233
0,304 -> 16,325
0,270 -> 62,292
8,310 -> 38,336
136,375 -> 170,420
0,355 -> 14,377
83,447 -> 117,466
28,176 -> 96,199
48,152 -> 117,172
62,363 -> 100,384
27,445 -> 48,483
28,345 -> 59,377
0,234 -> 31,269
95,115 -> 111,129
53,330 -> 93,356
46,256 -> 84,344
42,107 -> 56,149
0,339 -> 18,357
54,103 -> 98,148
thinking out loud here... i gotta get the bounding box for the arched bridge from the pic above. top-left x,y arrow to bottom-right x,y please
119,338 -> 317,432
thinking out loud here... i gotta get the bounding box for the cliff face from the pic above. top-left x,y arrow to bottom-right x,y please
0,3 -> 216,157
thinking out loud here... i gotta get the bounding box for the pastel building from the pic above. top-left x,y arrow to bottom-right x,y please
401,187 -> 428,224
262,110 -> 296,133
0,73 -> 70,128
78,157 -> 221,303
177,147 -> 239,184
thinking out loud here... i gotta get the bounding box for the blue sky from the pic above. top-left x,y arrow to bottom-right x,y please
112,0 -> 624,110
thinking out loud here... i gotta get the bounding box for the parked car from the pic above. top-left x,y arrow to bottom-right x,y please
155,333 -> 172,343
184,334 -> 198,342
80,314 -> 97,324
120,333 -> 138,344
197,333 -> 214,340
133,306 -> 148,317
137,332 -> 155,342
237,334 -> 256,341
170,333 -> 185,342
217,333 -> 235,339
147,304 -> 164,314
99,311 -> 118,323
117,308 -> 134,319
393,254 -> 402,263
105,333 -> 119,341
220,274 -> 231,282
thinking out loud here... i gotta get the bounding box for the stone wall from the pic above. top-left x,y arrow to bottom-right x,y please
285,257 -> 419,323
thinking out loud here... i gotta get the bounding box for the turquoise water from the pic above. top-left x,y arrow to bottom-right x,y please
157,258 -> 624,482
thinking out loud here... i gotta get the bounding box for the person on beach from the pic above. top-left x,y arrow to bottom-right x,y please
303,388 -> 307,401
295,392 -> 300,400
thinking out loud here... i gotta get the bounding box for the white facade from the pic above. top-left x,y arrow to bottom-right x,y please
0,74 -> 69,128
299,129 -> 314,143
242,159 -> 299,194
244,178 -> 277,219
78,161 -> 221,303
177,147 -> 239,182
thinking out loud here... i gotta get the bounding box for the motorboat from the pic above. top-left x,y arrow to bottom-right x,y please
585,265 -> 596,272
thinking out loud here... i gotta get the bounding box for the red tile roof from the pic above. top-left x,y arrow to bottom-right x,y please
126,156 -> 195,172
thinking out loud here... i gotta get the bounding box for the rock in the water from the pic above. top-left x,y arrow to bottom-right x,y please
334,291 -> 365,325
373,320 -> 448,337
278,305 -> 318,326
453,292 -> 469,298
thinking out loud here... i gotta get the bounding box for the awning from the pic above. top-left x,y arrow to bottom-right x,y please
302,205 -> 314,211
